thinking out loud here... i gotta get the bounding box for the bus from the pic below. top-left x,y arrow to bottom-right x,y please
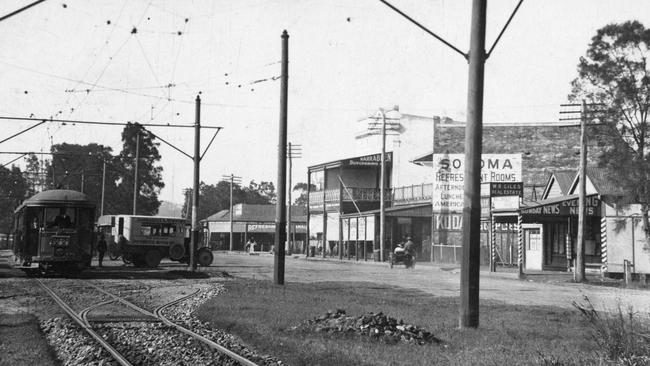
97,214 -> 213,268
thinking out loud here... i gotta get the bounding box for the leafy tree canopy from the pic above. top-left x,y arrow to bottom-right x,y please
570,20 -> 650,236
0,166 -> 28,234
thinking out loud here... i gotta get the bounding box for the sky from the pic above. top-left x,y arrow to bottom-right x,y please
1,0 -> 649,205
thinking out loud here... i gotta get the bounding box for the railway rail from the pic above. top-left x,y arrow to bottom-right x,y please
36,279 -> 261,366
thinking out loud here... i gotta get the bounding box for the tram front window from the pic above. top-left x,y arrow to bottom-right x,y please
46,207 -> 75,228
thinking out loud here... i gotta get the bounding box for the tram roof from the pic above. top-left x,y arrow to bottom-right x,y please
15,189 -> 94,212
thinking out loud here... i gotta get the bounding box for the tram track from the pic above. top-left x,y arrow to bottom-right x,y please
36,279 -> 261,366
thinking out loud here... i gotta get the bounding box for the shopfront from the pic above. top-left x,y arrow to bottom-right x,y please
520,194 -> 601,271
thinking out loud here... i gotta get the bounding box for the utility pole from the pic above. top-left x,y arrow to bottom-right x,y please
365,109 -> 399,261
274,30 -> 289,285
575,100 -> 588,282
190,95 -> 201,271
132,132 -> 140,215
380,109 -> 387,262
459,0 -> 487,329
101,160 -> 106,216
379,0 -> 523,331
287,143 -> 302,254
559,100 -> 604,282
80,169 -> 85,193
221,174 -> 241,251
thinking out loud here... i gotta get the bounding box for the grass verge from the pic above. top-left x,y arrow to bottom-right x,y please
0,314 -> 59,366
195,279 -> 601,366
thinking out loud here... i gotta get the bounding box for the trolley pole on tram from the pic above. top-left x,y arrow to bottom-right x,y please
190,95 -> 201,271
274,30 -> 289,285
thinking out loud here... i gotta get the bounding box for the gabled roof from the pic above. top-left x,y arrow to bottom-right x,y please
569,166 -> 627,197
541,170 -> 576,199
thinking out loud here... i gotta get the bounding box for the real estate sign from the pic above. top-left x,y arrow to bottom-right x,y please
432,154 -> 522,211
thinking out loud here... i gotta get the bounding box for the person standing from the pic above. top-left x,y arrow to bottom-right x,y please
97,234 -> 107,267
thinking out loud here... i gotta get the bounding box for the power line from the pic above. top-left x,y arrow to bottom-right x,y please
0,116 -> 222,129
0,0 -> 48,22
0,120 -> 47,144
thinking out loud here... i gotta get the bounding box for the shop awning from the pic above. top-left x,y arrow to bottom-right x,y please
520,194 -> 600,217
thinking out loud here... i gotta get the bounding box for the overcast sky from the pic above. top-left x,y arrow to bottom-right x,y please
1,0 -> 649,204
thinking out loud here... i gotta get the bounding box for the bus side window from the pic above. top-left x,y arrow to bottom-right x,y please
118,217 -> 124,236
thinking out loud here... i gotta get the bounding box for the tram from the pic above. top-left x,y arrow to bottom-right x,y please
97,214 -> 213,268
12,189 -> 95,275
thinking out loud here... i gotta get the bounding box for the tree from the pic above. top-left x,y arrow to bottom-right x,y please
0,165 -> 28,237
246,180 -> 276,204
182,179 -> 277,222
292,182 -> 315,207
114,123 -> 164,215
570,21 -> 650,243
49,143 -> 116,217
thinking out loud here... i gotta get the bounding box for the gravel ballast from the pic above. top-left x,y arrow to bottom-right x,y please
40,283 -> 284,366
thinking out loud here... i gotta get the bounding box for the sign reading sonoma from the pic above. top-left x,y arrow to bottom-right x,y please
432,154 -> 522,210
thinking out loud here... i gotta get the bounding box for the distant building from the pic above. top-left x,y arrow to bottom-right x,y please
201,203 -> 307,253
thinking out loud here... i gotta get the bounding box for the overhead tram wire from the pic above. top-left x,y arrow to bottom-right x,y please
0,116 -> 222,129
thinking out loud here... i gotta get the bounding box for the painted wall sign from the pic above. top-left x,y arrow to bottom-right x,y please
432,154 -> 522,210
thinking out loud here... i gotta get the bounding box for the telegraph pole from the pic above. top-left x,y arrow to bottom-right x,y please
274,30 -> 289,285
380,109 -> 387,262
221,174 -> 241,251
559,100 -> 604,282
575,100 -> 588,282
132,132 -> 140,215
101,160 -> 106,216
287,143 -> 302,254
190,95 -> 201,271
459,0 -> 487,329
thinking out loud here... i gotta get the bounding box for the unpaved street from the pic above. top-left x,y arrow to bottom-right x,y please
211,252 -> 650,313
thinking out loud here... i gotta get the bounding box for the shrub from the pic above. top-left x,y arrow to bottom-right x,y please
573,296 -> 650,365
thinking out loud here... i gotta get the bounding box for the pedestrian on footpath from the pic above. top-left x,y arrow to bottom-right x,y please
97,234 -> 107,267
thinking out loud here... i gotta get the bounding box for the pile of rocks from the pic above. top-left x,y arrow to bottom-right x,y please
292,309 -> 441,345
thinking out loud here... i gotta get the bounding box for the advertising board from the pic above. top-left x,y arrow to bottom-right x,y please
432,154 -> 522,210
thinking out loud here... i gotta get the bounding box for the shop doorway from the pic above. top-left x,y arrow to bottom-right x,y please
523,224 -> 543,270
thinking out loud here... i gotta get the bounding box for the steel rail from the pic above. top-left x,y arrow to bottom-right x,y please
154,289 -> 261,366
88,282 -> 261,366
36,279 -> 133,366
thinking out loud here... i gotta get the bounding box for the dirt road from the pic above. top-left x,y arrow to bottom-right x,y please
211,252 -> 650,313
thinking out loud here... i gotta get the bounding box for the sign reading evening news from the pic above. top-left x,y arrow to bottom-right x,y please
432,154 -> 522,210
520,195 -> 600,216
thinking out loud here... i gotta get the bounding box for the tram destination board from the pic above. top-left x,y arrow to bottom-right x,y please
490,182 -> 523,197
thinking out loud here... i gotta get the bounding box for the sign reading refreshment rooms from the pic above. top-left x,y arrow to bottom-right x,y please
432,154 -> 522,210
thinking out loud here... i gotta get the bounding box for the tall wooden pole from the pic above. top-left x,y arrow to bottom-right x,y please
288,142 -> 293,255
379,109 -> 387,262
575,100 -> 587,282
190,95 -> 201,271
100,160 -> 106,216
460,0 -> 487,329
229,174 -> 234,251
132,133 -> 140,215
274,30 -> 289,285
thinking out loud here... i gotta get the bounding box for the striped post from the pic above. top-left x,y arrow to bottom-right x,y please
517,213 -> 523,279
600,216 -> 607,276
490,217 -> 497,272
566,217 -> 572,272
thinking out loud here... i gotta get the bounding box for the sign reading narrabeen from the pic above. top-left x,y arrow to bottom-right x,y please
432,154 -> 522,210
